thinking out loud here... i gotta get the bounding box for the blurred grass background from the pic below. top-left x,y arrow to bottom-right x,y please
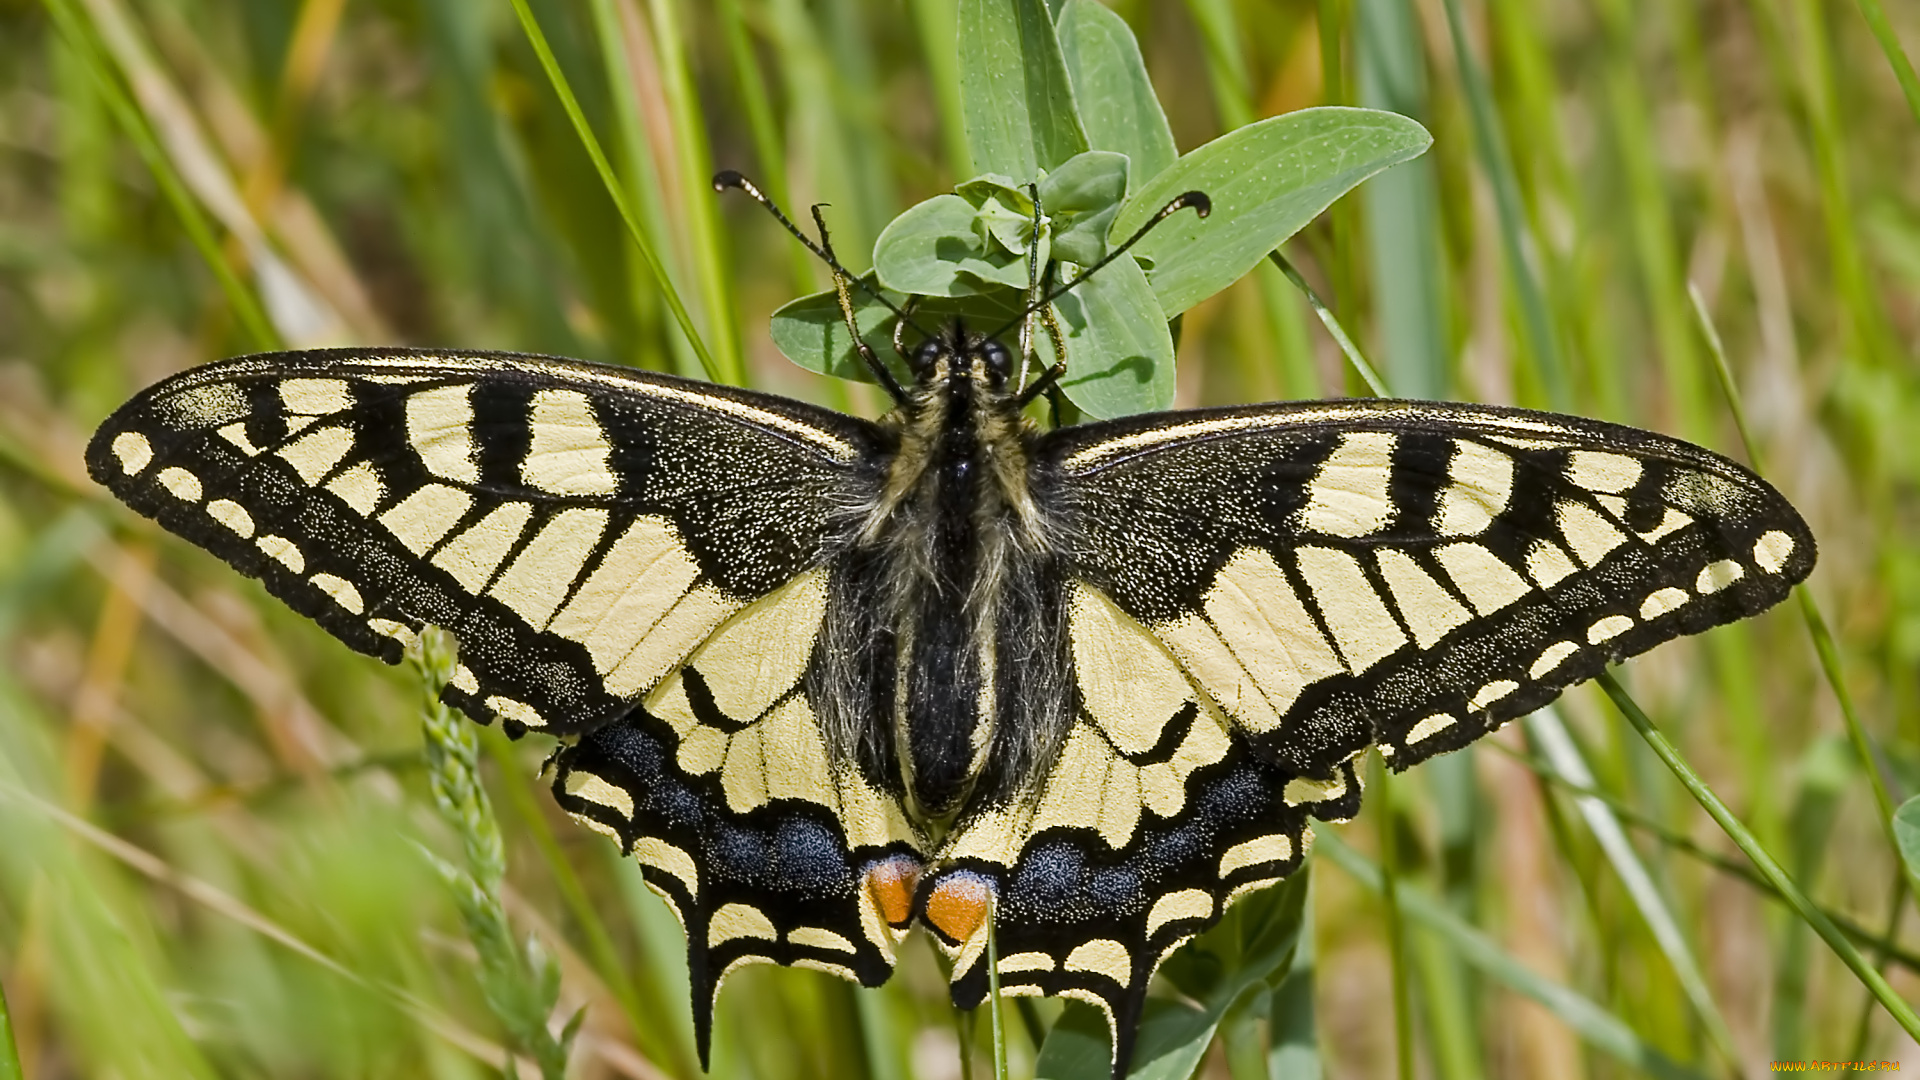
1,0 -> 1918,1076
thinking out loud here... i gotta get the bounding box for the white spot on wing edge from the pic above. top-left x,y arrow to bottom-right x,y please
157,466 -> 202,502
708,903 -> 778,947
1470,679 -> 1518,711
255,535 -> 304,573
996,952 -> 1056,974
206,499 -> 254,538
636,838 -> 700,892
1587,614 -> 1633,644
1405,713 -> 1455,746
1753,530 -> 1795,573
368,618 -> 417,648
1145,889 -> 1215,937
111,432 -> 153,475
788,927 -> 856,954
1696,559 -> 1743,594
1218,835 -> 1293,878
486,695 -> 546,731
1283,772 -> 1348,807
311,573 -> 364,614
563,771 -> 634,819
1062,938 -> 1132,983
1639,587 -> 1690,619
1529,641 -> 1579,679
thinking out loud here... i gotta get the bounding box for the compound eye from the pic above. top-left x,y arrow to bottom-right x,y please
911,339 -> 945,373
982,340 -> 1014,380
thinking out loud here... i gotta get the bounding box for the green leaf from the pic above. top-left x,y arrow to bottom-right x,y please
1113,107 -> 1432,315
1032,999 -> 1217,1080
1055,0 -> 1177,193
874,195 -> 1029,296
1894,795 -> 1920,882
1053,254 -> 1172,417
768,282 -> 1035,386
959,0 -> 1089,180
1036,150 -> 1129,265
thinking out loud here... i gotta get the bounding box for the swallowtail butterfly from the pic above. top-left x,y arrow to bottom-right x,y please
87,175 -> 1813,1077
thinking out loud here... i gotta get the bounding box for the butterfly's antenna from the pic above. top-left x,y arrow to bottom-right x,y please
713,171 -> 934,339
987,190 -> 1210,341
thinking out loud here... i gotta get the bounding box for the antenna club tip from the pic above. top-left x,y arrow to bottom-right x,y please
713,170 -> 747,193
1182,191 -> 1212,218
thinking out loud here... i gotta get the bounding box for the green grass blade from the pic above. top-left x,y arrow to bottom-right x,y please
646,0 -> 744,383
0,965 -> 20,1080
1436,0 -> 1569,409
507,0 -> 721,382
1374,763 -> 1415,1080
1690,284 -> 1920,900
1271,252 -> 1389,396
1525,707 -> 1739,1066
1182,0 -> 1253,131
1852,0 -> 1920,126
1355,0 -> 1449,401
1598,670 -> 1920,1042
43,0 -> 280,351
1317,831 -> 1710,1080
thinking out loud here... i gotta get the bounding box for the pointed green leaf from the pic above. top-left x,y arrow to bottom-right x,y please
873,195 -> 1027,297
1056,0 -> 1177,193
769,282 -> 1033,385
1114,107 -> 1432,315
1033,999 -> 1218,1080
1053,245 -> 1173,417
959,0 -> 1089,179
1037,150 -> 1129,265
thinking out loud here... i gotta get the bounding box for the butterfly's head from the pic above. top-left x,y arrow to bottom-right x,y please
906,319 -> 1017,391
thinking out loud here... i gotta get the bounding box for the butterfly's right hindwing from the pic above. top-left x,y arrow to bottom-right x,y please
86,347 -> 880,736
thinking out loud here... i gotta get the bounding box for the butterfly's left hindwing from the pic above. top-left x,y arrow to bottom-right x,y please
85,348 -> 879,737
553,570 -> 925,1062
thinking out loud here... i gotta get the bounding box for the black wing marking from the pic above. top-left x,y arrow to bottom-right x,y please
551,568 -> 925,1065
87,347 -> 880,737
1040,398 -> 1815,776
915,582 -> 1361,1079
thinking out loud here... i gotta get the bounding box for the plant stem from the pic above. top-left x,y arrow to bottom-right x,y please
1600,670 -> 1920,1042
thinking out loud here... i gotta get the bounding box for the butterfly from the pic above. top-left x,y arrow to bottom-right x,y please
86,177 -> 1814,1077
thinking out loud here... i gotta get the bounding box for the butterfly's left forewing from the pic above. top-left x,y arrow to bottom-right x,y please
86,347 -> 875,736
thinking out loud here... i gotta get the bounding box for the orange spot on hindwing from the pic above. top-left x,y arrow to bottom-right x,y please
922,871 -> 995,946
863,855 -> 922,929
